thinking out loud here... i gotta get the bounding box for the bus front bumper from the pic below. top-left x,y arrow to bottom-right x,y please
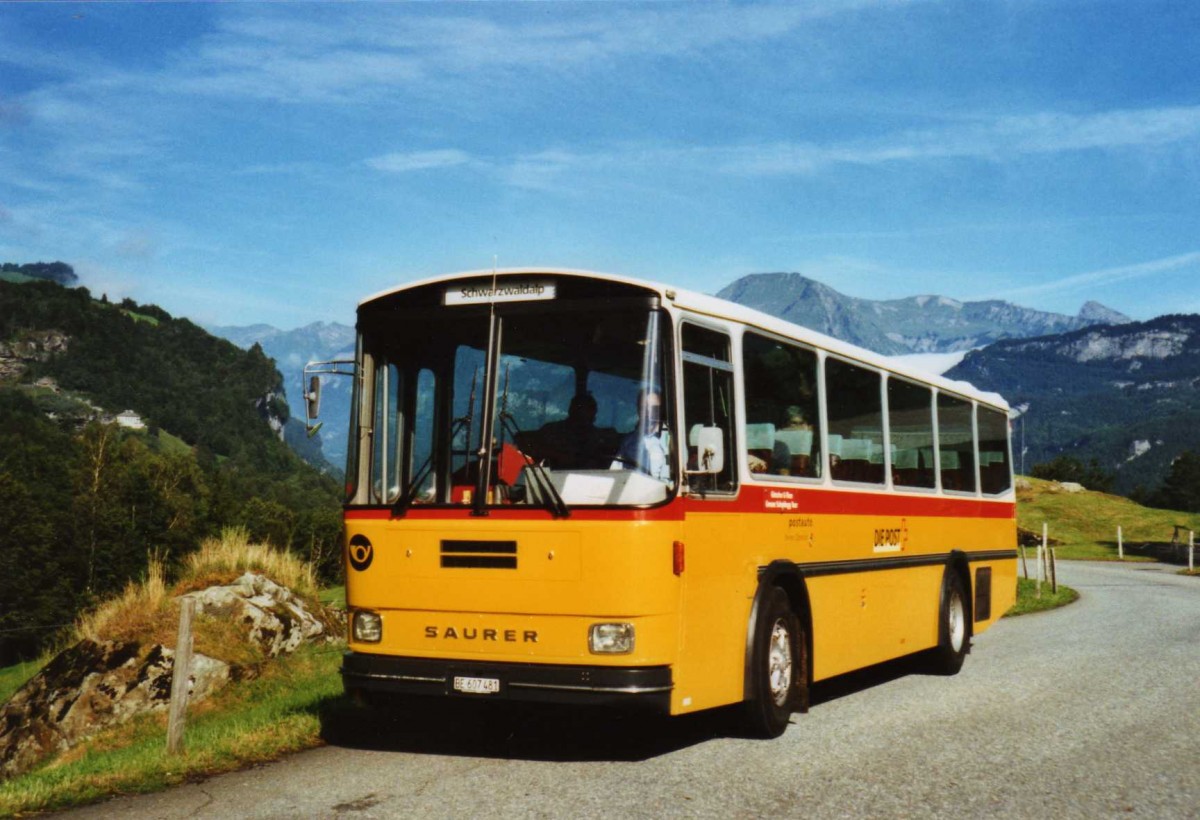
341,651 -> 672,711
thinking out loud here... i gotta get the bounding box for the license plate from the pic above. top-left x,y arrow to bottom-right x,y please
453,676 -> 500,695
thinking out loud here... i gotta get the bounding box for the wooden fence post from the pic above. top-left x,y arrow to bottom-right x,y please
1020,544 -> 1029,579
167,597 -> 195,755
1050,547 -> 1058,594
1037,523 -> 1046,599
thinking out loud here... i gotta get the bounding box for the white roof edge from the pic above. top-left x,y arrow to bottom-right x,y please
359,267 -> 1009,411
358,266 -> 669,307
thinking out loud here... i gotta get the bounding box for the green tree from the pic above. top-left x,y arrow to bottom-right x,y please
1030,454 -> 1115,492
0,393 -> 80,663
1149,450 -> 1200,513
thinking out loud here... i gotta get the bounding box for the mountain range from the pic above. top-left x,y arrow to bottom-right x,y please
717,272 -> 1130,355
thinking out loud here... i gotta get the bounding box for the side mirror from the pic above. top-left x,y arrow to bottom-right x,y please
305,375 -> 321,421
688,425 -> 725,475
301,358 -> 354,438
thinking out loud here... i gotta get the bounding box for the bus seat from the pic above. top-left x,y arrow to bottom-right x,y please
774,429 -> 812,456
826,433 -> 844,458
893,447 -> 921,486
835,438 -> 871,481
775,429 -> 814,476
745,422 -> 776,468
939,449 -> 965,490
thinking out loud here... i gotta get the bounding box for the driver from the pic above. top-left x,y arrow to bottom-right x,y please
613,389 -> 671,481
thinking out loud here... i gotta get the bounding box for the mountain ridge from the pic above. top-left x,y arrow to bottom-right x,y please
717,272 -> 1130,355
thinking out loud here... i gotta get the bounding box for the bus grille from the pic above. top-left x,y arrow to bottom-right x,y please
440,540 -> 517,569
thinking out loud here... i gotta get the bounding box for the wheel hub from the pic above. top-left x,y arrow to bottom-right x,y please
767,619 -> 793,706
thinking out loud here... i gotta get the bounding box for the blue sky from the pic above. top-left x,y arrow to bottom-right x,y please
2,1 -> 1199,329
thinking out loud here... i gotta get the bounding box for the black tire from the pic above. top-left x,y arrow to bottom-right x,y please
929,570 -> 970,675
743,587 -> 802,738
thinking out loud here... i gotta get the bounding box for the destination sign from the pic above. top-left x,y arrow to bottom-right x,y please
444,280 -> 556,306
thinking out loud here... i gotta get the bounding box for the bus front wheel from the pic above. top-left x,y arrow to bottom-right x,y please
743,587 -> 802,738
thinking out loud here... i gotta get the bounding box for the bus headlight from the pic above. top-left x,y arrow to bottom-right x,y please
352,610 -> 383,643
589,622 -> 634,654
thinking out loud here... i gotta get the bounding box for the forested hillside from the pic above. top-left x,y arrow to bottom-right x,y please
0,279 -> 343,665
947,314 -> 1200,496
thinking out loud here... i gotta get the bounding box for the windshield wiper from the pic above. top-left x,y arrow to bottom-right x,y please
497,409 -> 569,519
393,453 -> 434,515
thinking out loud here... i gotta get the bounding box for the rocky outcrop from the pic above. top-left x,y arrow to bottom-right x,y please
255,390 -> 288,441
0,329 -> 68,382
183,573 -> 327,657
0,573 -> 328,781
0,640 -> 229,780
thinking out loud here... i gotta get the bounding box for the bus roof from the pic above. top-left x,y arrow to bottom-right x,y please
360,267 -> 1009,412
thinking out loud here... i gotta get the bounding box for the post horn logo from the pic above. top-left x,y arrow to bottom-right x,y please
348,534 -> 374,572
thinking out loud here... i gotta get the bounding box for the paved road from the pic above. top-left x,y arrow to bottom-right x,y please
61,562 -> 1198,819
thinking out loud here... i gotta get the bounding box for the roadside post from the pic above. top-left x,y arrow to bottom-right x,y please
1190,531 -> 1195,573
167,597 -> 196,755
1118,525 -> 1123,561
1037,523 -> 1046,599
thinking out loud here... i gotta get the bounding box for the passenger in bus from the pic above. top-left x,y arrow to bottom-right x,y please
613,389 -> 671,481
747,437 -> 791,473
533,392 -> 615,469
784,405 -> 812,431
748,406 -> 812,473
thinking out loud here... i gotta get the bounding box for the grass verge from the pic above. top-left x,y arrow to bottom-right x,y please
1017,477 -> 1200,561
319,585 -> 345,608
1005,577 -> 1079,617
0,643 -> 345,816
0,659 -> 46,707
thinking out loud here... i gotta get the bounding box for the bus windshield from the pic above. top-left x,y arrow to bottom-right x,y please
360,305 -> 674,510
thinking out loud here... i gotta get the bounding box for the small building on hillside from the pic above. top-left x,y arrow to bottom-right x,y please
116,410 -> 146,430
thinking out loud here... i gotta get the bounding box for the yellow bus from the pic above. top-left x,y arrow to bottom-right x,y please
314,267 -> 1016,737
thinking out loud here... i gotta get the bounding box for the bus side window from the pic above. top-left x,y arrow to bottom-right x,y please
937,393 -> 977,493
742,332 -> 821,478
825,358 -> 885,485
371,361 -> 403,503
681,323 -> 737,494
887,377 -> 935,489
977,406 -> 1012,495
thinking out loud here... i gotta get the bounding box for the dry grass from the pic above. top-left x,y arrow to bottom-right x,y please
74,555 -> 175,647
70,528 -> 322,659
181,527 -> 317,597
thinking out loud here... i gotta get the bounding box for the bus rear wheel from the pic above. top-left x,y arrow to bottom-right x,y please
743,587 -> 802,738
929,570 -> 969,675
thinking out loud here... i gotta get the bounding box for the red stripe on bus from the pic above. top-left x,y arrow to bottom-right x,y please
344,486 -> 1013,522
685,485 -> 1015,519
343,506 -> 685,522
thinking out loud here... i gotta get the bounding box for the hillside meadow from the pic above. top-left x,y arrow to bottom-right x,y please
1017,476 -> 1200,560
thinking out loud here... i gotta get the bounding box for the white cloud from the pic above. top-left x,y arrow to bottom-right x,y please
365,150 -> 472,174
994,252 -> 1200,302
712,106 -> 1200,176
